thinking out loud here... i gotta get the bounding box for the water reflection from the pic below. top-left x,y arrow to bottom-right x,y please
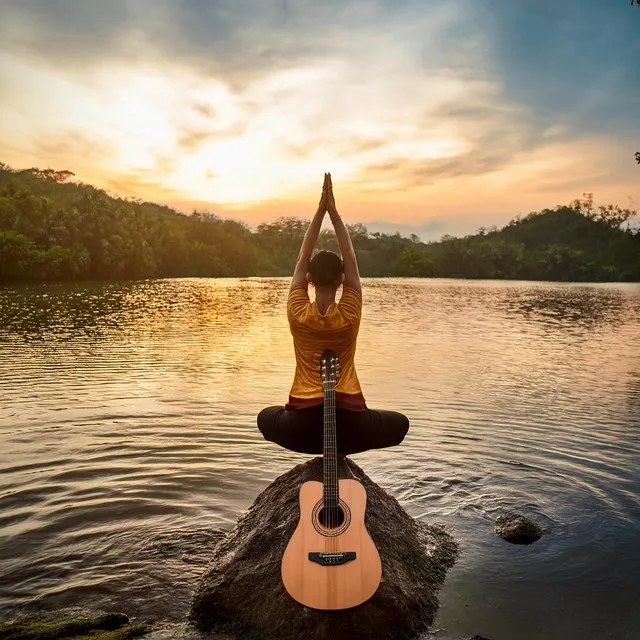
0,278 -> 639,640
0,279 -> 289,340
626,372 -> 640,424
504,283 -> 636,329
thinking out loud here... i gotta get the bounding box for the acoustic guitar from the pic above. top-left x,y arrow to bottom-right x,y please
281,349 -> 382,610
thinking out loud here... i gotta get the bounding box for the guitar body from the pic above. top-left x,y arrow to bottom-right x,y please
281,478 -> 382,610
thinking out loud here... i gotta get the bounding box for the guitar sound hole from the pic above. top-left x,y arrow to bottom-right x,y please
318,505 -> 346,529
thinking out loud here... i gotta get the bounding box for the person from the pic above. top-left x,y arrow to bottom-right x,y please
257,173 -> 409,455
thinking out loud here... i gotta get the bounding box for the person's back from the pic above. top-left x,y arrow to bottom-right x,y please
287,274 -> 364,411
257,173 -> 408,455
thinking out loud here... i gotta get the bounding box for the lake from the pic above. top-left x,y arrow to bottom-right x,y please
0,278 -> 639,639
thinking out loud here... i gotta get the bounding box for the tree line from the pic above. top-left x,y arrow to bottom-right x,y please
0,162 -> 638,283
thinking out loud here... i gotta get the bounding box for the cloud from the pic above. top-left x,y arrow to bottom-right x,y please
192,103 -> 216,119
4,1 -> 638,130
1,0 -> 131,62
363,219 -> 448,241
177,129 -> 217,152
478,0 -> 640,135
1,1 -> 412,90
356,96 -> 548,188
175,116 -> 250,153
529,173 -> 614,195
1,0 -> 638,230
104,171 -> 183,200
284,136 -> 390,160
36,130 -> 115,161
363,151 -> 509,186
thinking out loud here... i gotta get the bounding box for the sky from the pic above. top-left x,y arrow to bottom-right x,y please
1,0 -> 639,239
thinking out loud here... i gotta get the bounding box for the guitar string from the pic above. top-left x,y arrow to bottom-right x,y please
324,375 -> 329,550
325,368 -> 329,532
329,362 -> 336,542
326,374 -> 332,542
330,366 -> 334,549
332,364 -> 336,542
323,366 -> 328,547
329,376 -> 336,550
322,356 -> 340,553
334,361 -> 339,551
334,370 -> 337,546
335,364 -> 339,549
331,361 -> 337,549
331,371 -> 335,546
323,358 -> 338,550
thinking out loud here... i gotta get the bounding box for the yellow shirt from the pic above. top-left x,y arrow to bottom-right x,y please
286,285 -> 366,411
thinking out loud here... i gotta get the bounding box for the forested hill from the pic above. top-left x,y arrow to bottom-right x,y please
0,163 -> 638,283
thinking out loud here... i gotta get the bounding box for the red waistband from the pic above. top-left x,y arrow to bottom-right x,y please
285,392 -> 367,412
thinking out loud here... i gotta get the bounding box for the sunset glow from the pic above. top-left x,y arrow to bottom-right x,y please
1,1 -> 638,238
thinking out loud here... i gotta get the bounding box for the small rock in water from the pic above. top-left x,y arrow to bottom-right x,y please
494,512 -> 543,545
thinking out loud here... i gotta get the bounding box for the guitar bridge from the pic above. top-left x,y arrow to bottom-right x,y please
308,552 -> 356,566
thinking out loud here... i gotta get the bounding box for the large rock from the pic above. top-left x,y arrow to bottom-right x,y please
188,457 -> 458,640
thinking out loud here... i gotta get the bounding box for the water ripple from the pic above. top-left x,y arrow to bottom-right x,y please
0,278 -> 639,639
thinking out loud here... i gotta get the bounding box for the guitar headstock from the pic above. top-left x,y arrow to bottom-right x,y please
320,349 -> 340,385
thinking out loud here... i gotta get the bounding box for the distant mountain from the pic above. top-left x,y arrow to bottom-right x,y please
0,163 -> 638,282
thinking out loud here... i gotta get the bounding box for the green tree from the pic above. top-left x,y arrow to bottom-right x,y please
0,162 -> 638,283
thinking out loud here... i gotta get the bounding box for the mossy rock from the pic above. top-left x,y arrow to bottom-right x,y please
494,513 -> 543,545
0,611 -> 150,640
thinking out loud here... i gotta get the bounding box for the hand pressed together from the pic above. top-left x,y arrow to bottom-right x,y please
317,173 -> 339,220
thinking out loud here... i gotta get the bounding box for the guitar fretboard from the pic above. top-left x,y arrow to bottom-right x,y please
323,379 -> 339,508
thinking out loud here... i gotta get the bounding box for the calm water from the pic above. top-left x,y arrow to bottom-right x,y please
1,278 -> 639,640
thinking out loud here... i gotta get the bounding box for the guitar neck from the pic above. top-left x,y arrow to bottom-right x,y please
323,380 -> 339,507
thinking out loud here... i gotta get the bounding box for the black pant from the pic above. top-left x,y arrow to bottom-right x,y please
257,404 -> 409,455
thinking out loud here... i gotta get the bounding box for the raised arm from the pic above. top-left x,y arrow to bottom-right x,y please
290,174 -> 328,292
326,173 -> 361,294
